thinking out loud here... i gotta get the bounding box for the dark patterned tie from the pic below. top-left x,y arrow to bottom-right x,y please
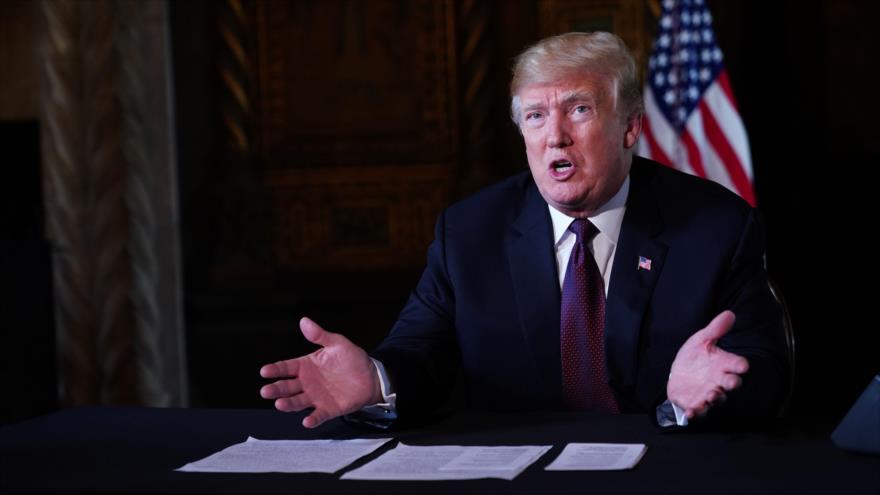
560,219 -> 619,412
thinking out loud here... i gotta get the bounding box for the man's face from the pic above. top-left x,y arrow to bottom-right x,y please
517,75 -> 640,217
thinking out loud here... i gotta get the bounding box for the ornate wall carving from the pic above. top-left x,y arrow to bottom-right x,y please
39,0 -> 186,406
42,0 -> 101,405
236,0 -> 459,271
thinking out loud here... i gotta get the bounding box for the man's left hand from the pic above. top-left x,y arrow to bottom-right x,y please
667,310 -> 749,420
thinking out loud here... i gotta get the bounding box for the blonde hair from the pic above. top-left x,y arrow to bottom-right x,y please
510,31 -> 642,125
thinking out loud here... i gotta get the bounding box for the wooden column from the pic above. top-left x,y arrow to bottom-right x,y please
39,0 -> 187,407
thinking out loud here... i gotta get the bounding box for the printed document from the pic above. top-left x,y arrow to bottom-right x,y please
176,436 -> 392,473
341,443 -> 552,481
544,443 -> 647,471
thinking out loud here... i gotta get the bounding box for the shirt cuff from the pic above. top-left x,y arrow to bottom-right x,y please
343,359 -> 398,429
370,358 -> 397,411
656,399 -> 689,427
671,400 -> 689,426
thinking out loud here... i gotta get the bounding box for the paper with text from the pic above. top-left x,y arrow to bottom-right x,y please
176,436 -> 392,473
544,443 -> 647,471
341,443 -> 552,481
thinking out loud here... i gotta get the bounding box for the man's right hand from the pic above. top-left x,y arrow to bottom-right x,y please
259,317 -> 382,428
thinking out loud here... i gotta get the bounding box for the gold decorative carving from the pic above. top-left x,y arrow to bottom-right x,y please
218,0 -> 257,155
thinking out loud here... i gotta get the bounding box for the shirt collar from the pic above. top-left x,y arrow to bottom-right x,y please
549,174 -> 630,246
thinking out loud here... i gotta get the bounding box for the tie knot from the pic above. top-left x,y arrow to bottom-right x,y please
568,219 -> 599,244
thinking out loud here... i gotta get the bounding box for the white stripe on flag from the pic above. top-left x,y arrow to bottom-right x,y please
702,81 -> 753,180
684,104 -> 737,193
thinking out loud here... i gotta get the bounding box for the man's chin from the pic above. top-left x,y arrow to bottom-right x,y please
548,198 -> 590,217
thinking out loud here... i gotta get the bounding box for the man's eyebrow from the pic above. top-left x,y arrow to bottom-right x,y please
559,91 -> 596,106
521,101 -> 545,112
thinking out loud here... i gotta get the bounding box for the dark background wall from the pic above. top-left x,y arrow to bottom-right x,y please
712,1 -> 880,424
1,0 -> 877,427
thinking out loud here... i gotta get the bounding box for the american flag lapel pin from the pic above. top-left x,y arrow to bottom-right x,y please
638,256 -> 652,271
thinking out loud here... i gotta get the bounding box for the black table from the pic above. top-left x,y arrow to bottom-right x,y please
1,407 -> 877,494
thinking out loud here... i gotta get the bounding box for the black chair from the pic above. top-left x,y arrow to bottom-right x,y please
768,278 -> 795,417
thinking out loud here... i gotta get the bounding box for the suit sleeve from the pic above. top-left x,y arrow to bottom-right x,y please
713,208 -> 791,421
370,210 -> 461,422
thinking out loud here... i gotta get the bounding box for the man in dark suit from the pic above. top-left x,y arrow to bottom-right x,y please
259,32 -> 789,428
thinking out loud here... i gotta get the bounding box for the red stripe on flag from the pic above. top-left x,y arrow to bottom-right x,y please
679,130 -> 707,179
641,116 -> 674,167
698,101 -> 756,206
716,71 -> 740,112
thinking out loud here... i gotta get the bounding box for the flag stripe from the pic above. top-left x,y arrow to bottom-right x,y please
640,116 -> 674,167
703,77 -> 753,179
680,129 -> 707,179
685,107 -> 736,193
698,100 -> 756,205
716,71 -> 739,112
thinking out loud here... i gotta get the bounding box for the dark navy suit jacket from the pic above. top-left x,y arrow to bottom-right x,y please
373,157 -> 789,421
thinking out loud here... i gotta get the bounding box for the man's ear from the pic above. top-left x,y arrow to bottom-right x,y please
623,112 -> 643,149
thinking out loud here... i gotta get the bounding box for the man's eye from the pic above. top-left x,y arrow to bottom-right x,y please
525,112 -> 543,120
574,105 -> 590,114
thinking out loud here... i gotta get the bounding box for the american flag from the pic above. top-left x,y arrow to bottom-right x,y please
639,0 -> 756,206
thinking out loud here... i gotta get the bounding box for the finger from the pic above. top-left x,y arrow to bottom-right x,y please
260,379 -> 303,399
694,403 -> 710,418
274,395 -> 312,413
299,317 -> 341,347
706,387 -> 727,405
715,352 -> 749,375
260,359 -> 301,379
303,409 -> 333,429
695,310 -> 736,344
719,372 -> 743,391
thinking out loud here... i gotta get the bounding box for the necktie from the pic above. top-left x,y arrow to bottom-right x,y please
560,219 -> 619,412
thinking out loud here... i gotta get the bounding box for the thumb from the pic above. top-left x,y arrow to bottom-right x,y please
695,310 -> 736,344
302,408 -> 332,429
299,317 -> 338,347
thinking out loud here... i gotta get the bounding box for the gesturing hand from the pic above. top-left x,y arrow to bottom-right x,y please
667,311 -> 749,420
260,317 -> 382,428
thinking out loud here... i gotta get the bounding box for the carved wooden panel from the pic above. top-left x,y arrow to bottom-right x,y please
256,0 -> 457,167
538,0 -> 650,77
269,164 -> 448,270
251,0 -> 457,271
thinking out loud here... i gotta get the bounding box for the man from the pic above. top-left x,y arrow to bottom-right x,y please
259,32 -> 789,428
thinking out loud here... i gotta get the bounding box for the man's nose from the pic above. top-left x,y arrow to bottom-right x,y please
547,116 -> 573,148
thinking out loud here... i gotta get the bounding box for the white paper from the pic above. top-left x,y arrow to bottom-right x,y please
544,443 -> 647,471
340,443 -> 552,481
176,436 -> 393,473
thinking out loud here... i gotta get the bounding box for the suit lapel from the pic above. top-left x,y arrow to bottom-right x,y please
506,182 -> 563,404
606,161 -> 667,392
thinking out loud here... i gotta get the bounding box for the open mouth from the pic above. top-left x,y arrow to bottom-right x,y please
552,160 -> 573,172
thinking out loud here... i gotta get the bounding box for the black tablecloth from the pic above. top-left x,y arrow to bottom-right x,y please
1,407 -> 877,494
